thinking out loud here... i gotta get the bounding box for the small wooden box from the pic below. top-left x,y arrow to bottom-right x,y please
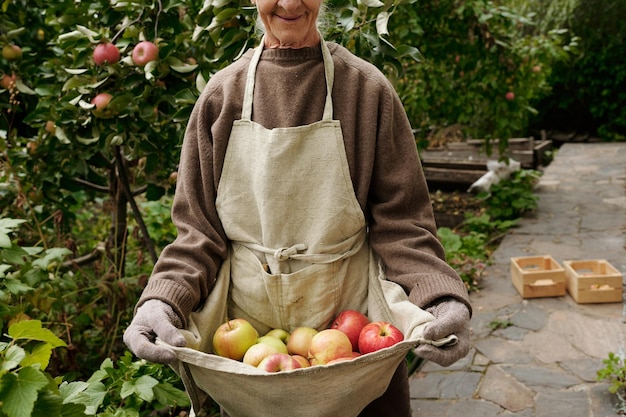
563,260 -> 624,303
510,255 -> 567,298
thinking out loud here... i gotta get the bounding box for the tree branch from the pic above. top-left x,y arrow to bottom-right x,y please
114,146 -> 158,263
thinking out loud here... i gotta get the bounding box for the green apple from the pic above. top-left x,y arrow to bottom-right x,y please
265,328 -> 290,343
256,335 -> 288,354
212,318 -> 259,361
2,44 -> 22,61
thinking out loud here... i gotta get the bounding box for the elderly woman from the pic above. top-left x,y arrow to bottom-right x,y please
124,0 -> 471,415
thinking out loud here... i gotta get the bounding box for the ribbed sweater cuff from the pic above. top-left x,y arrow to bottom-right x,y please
136,279 -> 196,328
409,274 -> 472,316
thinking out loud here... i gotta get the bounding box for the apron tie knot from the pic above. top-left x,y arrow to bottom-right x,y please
274,243 -> 308,261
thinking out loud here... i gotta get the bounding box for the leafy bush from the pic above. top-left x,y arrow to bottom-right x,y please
388,0 -> 577,153
528,0 -> 626,140
438,168 -> 541,290
0,320 -> 190,417
477,169 -> 541,221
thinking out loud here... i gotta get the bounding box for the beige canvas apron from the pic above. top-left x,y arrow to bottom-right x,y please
214,38 -> 369,334
168,38 -> 457,417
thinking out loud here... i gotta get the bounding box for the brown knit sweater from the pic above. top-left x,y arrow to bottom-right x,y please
137,41 -> 471,325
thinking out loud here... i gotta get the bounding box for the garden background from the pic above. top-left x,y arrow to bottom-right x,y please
1,0 -> 625,416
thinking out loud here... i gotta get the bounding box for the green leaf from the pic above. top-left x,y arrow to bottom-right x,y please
2,345 -> 26,372
8,320 -> 67,348
59,381 -> 89,404
21,342 -> 54,370
1,244 -> 29,264
360,0 -> 384,7
0,367 -> 49,417
31,248 -> 71,271
120,375 -> 158,402
73,382 -> 107,414
31,390 -> 63,417
152,382 -> 191,408
4,278 -> 33,294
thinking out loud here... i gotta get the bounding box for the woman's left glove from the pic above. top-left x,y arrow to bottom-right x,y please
414,297 -> 470,367
123,300 -> 187,365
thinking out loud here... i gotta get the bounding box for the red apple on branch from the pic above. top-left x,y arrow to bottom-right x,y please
330,309 -> 370,352
0,73 -> 16,90
132,41 -> 159,66
93,42 -> 120,66
91,93 -> 113,117
358,322 -> 404,354
212,318 -> 258,361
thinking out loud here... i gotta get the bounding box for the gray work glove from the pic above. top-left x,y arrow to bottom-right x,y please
414,297 -> 470,367
123,299 -> 187,365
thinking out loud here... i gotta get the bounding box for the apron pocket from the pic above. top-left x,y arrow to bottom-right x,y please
229,244 -> 343,332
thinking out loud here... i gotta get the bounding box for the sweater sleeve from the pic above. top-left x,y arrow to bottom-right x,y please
135,84 -> 231,325
366,79 -> 472,315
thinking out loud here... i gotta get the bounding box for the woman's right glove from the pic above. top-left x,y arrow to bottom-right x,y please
414,297 -> 470,367
123,299 -> 187,365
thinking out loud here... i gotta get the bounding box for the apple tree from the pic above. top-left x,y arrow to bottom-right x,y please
387,0 -> 578,154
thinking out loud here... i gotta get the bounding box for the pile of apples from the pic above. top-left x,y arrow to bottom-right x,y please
211,310 -> 404,373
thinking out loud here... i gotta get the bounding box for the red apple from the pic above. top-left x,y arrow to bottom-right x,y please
0,73 -> 16,90
212,318 -> 259,361
505,91 -> 515,101
93,42 -> 120,66
132,41 -> 159,66
330,309 -> 370,352
242,342 -> 280,367
286,326 -> 318,357
358,322 -> 404,354
308,329 -> 353,365
91,93 -> 112,110
2,44 -> 22,61
257,353 -> 302,373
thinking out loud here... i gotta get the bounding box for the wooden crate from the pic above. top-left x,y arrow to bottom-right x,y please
419,138 -> 552,187
510,255 -> 566,298
563,260 -> 624,303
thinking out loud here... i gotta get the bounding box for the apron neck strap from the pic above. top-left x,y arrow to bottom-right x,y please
241,35 -> 335,121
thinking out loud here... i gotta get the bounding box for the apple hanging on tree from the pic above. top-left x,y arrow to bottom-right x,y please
2,44 -> 22,61
93,42 -> 120,66
0,73 -> 16,90
132,41 -> 159,66
91,93 -> 113,118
